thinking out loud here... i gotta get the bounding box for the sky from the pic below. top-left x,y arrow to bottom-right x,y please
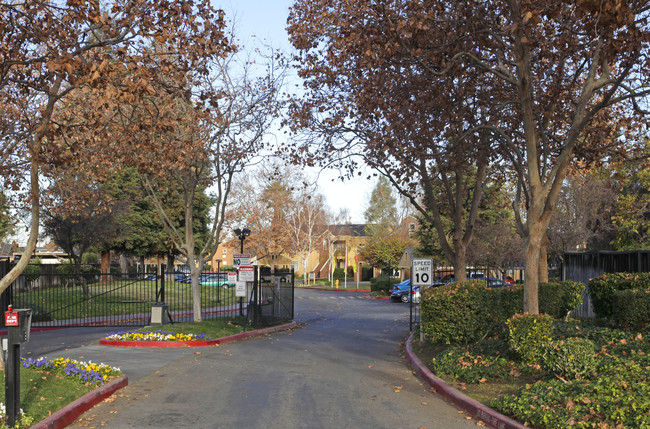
216,0 -> 376,223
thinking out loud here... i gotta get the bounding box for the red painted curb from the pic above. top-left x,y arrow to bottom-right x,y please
298,287 -> 371,292
31,376 -> 128,429
99,322 -> 298,348
405,334 -> 527,429
100,338 -> 220,347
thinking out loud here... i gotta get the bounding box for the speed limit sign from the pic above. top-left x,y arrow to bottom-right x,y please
412,258 -> 433,287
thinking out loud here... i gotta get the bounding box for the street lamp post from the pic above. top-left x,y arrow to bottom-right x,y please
234,227 -> 250,253
233,227 -> 250,316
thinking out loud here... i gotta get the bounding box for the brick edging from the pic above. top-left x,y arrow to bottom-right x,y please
405,333 -> 527,429
31,376 -> 128,429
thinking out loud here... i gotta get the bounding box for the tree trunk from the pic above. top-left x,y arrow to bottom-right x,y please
524,205 -> 547,314
119,253 -> 129,279
74,259 -> 91,301
539,234 -> 549,283
453,239 -> 468,282
188,256 -> 202,322
101,251 -> 111,284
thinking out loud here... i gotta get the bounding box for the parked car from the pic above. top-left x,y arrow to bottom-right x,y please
177,273 -> 223,284
391,286 -> 420,304
199,273 -> 232,287
174,273 -> 190,283
389,279 -> 411,299
390,280 -> 422,303
487,278 -> 505,288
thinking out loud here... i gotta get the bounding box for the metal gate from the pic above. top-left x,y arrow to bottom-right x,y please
0,263 -> 270,327
245,267 -> 295,329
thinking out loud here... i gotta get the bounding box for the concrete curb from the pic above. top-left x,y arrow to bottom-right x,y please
98,321 -> 298,348
31,376 -> 128,429
405,333 -> 527,429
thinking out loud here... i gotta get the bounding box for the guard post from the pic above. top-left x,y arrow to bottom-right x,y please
4,305 -> 33,428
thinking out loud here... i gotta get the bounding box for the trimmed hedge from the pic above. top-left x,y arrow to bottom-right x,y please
370,276 -> 398,294
420,280 -> 493,345
538,281 -> 584,320
611,289 -> 650,331
589,272 -> 650,319
421,280 -> 584,346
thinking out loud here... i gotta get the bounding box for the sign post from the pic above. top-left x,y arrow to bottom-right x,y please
412,258 -> 433,287
4,305 -> 32,428
411,258 -> 433,332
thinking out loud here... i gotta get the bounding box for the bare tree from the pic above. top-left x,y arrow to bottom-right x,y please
287,188 -> 330,283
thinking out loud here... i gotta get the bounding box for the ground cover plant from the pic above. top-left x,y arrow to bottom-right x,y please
0,358 -> 122,427
416,278 -> 650,428
415,318 -> 650,428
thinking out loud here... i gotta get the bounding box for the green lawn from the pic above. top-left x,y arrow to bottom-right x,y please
14,280 -> 237,321
0,367 -> 94,427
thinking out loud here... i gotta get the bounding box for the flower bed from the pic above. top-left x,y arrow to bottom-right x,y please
105,330 -> 209,342
101,330 -> 219,347
0,358 -> 124,427
21,357 -> 122,386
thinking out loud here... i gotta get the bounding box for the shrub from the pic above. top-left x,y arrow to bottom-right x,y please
541,337 -> 595,379
589,272 -> 650,318
23,303 -> 53,322
539,281 -> 584,320
55,263 -> 75,276
506,313 -> 553,364
611,289 -> 650,331
362,266 -> 373,281
485,281 -> 584,327
369,276 -> 397,294
81,252 -> 99,265
23,263 -> 42,284
420,280 -> 493,345
333,268 -> 345,279
491,285 -> 523,324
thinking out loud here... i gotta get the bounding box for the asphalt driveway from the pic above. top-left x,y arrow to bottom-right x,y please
29,288 -> 479,428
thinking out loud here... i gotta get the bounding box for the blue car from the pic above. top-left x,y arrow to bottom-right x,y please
390,280 -> 414,302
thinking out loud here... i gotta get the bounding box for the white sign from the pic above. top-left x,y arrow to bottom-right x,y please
228,272 -> 237,285
238,265 -> 255,282
235,281 -> 247,297
233,254 -> 251,268
412,258 -> 433,287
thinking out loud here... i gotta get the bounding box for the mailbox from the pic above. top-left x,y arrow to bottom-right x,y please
7,308 -> 32,344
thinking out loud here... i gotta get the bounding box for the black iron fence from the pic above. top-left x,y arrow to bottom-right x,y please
431,266 -> 524,286
246,268 -> 295,330
0,262 -> 294,328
